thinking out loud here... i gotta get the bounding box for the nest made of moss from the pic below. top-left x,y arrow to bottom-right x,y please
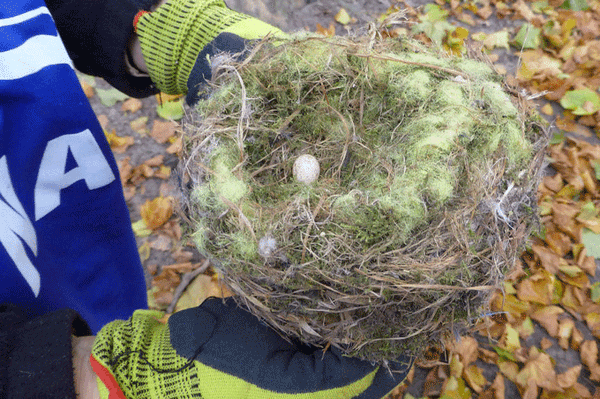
180,33 -> 548,362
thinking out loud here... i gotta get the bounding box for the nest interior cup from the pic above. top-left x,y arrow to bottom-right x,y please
181,34 -> 547,362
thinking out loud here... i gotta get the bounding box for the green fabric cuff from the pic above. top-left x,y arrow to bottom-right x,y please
135,0 -> 281,94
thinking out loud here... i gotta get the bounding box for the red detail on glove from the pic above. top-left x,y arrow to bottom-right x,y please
133,10 -> 150,32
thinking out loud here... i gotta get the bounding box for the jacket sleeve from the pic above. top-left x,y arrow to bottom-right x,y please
0,304 -> 91,399
44,0 -> 162,97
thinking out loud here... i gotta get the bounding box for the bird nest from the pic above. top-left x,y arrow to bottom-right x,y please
179,34 -> 548,362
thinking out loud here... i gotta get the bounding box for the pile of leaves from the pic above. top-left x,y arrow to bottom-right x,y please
180,33 -> 547,362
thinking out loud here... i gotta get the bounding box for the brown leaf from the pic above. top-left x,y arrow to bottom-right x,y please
149,235 -> 172,251
558,317 -> 575,350
97,114 -> 109,130
316,22 -> 335,37
571,326 -> 585,351
150,120 -> 177,144
144,155 -> 164,167
517,271 -> 554,305
130,116 -> 149,135
557,365 -> 582,389
581,340 -> 600,381
116,157 -> 133,186
451,335 -> 479,366
166,135 -> 183,155
516,347 -> 558,391
533,244 -> 561,273
121,98 -> 143,113
140,196 -> 174,230
155,165 -> 171,180
530,306 -> 564,336
81,80 -> 95,98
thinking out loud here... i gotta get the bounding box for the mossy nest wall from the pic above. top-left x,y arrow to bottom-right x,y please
180,35 -> 547,362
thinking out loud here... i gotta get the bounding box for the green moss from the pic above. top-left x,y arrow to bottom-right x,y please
481,81 -> 518,117
455,58 -> 494,80
211,153 -> 248,204
229,231 -> 258,261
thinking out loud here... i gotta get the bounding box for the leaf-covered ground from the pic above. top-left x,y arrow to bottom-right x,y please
82,0 -> 600,397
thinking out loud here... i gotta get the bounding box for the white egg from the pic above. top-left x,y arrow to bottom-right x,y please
293,154 -> 320,184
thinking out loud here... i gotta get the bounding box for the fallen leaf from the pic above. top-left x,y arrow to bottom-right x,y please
166,135 -> 183,154
501,324 -> 521,352
144,155 -> 164,167
96,87 -> 130,107
130,116 -> 149,134
81,80 -> 95,98
582,228 -> 600,259
440,376 -> 471,399
463,364 -> 486,393
558,317 -> 575,349
104,129 -> 135,153
580,340 -> 600,381
156,99 -> 184,121
316,22 -> 335,37
560,88 -> 600,116
138,241 -> 151,263
517,271 -> 554,304
334,8 -> 352,25
557,365 -> 582,389
149,235 -> 172,251
150,120 -> 178,144
121,98 -> 143,113
530,305 -> 563,336
513,23 -> 542,49
591,282 -> 600,303
132,219 -> 152,238
140,196 -> 174,230
516,347 -> 558,390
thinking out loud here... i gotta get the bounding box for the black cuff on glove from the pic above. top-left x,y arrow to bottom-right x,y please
168,297 -> 413,397
185,32 -> 249,105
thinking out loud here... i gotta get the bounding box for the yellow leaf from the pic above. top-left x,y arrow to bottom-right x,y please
138,241 -> 151,263
141,196 -> 174,230
104,129 -> 135,153
502,324 -> 521,352
440,376 -> 471,399
449,353 -> 463,378
132,219 -> 152,238
541,103 -> 554,116
463,364 -> 486,393
498,360 -> 519,382
334,8 -> 352,25
515,316 -> 535,338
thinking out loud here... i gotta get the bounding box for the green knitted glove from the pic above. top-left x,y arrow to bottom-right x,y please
135,0 -> 284,103
89,298 -> 413,399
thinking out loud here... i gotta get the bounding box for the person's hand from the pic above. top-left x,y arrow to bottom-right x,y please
90,297 -> 413,399
133,0 -> 284,105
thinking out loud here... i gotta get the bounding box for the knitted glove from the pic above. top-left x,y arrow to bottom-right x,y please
90,297 -> 413,399
134,0 -> 284,104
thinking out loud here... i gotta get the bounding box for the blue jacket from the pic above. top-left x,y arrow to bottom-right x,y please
0,0 -> 153,333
